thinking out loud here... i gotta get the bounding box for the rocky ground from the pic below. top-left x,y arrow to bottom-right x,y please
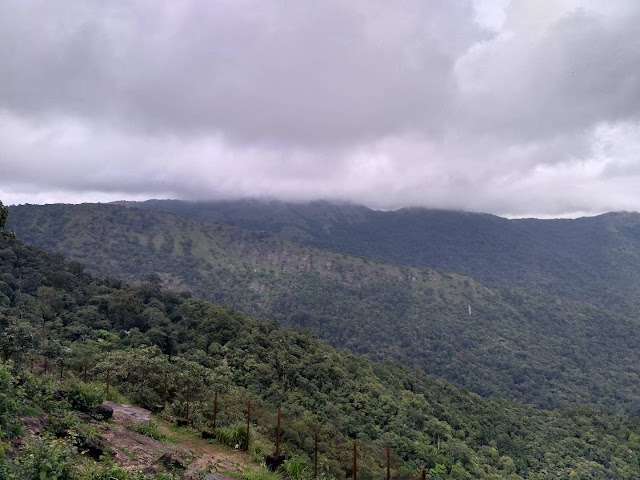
100,401 -> 250,479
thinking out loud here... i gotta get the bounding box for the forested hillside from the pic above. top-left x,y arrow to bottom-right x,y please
9,203 -> 640,415
1,229 -> 640,479
119,199 -> 640,314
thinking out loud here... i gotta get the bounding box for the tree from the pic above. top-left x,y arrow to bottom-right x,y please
0,201 -> 15,239
0,201 -> 7,229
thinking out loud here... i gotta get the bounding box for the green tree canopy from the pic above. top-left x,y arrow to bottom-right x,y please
0,200 -> 7,229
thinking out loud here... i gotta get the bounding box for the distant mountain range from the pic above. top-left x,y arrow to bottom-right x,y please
117,199 -> 640,314
8,201 -> 640,415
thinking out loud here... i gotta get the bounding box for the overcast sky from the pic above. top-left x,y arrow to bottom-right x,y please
1,0 -> 639,217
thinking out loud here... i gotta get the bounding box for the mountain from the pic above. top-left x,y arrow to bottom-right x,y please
1,229 -> 640,479
118,199 -> 640,314
8,203 -> 640,416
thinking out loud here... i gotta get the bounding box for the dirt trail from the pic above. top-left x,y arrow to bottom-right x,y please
101,402 -> 249,479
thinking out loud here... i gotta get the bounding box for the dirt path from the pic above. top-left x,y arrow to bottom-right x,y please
101,402 -> 250,479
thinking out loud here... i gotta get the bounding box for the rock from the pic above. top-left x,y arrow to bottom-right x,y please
75,435 -> 111,461
76,412 -> 94,422
53,389 -> 67,401
265,454 -> 285,471
206,473 -> 232,480
176,417 -> 190,427
201,429 -> 216,439
91,404 -> 114,421
21,415 -> 49,435
159,452 -> 186,470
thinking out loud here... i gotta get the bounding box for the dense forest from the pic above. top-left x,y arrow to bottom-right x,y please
1,208 -> 640,479
8,203 -> 640,416
118,199 -> 640,315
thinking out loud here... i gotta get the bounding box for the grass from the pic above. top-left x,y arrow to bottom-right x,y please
237,466 -> 282,480
128,420 -> 166,441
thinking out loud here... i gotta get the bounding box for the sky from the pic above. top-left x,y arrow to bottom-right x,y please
1,0 -> 640,217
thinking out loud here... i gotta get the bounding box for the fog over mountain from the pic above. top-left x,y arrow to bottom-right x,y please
2,1 -> 640,216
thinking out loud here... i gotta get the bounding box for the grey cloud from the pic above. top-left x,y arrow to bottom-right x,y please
455,4 -> 640,145
1,1 -> 640,216
0,0 -> 484,146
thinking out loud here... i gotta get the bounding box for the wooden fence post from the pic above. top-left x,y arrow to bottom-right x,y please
246,401 -> 251,450
213,389 -> 218,429
275,408 -> 282,456
186,378 -> 191,421
386,446 -> 391,480
314,431 -> 318,479
163,372 -> 168,410
353,441 -> 357,480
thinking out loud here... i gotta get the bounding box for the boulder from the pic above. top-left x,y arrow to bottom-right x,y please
159,452 -> 186,470
91,404 -> 114,421
266,454 -> 286,471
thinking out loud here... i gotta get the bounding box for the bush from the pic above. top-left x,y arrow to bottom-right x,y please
215,422 -> 247,448
65,381 -> 105,413
240,466 -> 281,480
48,411 -> 79,438
249,437 -> 271,463
8,435 -> 76,480
283,457 -> 309,480
0,366 -> 20,436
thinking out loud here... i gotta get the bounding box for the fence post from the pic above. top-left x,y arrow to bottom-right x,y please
213,389 -> 218,429
140,370 -> 147,403
386,446 -> 391,480
59,359 -> 64,380
275,408 -> 282,456
353,441 -> 357,480
246,401 -> 251,450
163,372 -> 168,410
186,378 -> 191,421
314,431 -> 318,479
43,356 -> 48,375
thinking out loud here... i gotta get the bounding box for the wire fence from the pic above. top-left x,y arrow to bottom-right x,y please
15,353 -> 434,480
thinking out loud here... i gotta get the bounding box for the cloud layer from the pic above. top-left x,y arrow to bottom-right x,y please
1,0 -> 640,216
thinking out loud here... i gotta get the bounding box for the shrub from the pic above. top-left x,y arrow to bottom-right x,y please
240,466 -> 281,480
8,435 -> 75,480
283,457 -> 309,480
66,381 -> 105,413
0,366 -> 20,435
48,411 -> 79,438
215,422 -> 247,448
248,437 -> 271,463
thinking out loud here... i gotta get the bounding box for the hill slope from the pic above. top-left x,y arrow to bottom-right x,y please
119,199 -> 640,314
8,203 -> 640,415
1,232 -> 640,479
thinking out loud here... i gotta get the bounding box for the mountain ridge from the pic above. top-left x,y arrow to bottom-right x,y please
8,202 -> 640,415
114,199 -> 640,314
2,231 -> 640,478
